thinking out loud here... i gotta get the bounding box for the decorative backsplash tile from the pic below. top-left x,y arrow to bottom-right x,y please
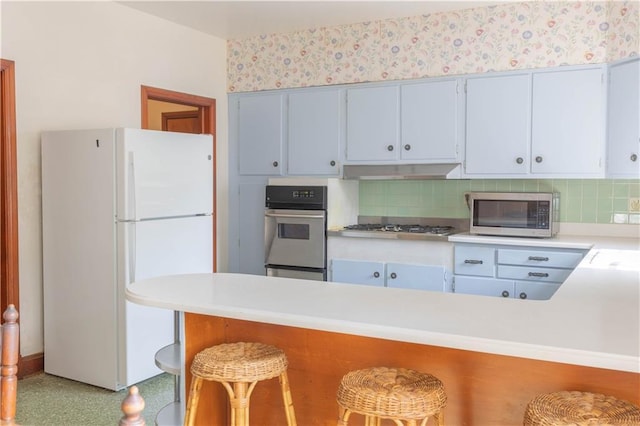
359,179 -> 640,224
227,1 -> 638,92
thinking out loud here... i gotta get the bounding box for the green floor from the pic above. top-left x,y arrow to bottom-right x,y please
16,372 -> 174,425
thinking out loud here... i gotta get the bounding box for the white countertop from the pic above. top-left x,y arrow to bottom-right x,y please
127,237 -> 640,373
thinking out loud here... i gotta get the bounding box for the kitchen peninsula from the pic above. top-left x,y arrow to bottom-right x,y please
127,244 -> 639,425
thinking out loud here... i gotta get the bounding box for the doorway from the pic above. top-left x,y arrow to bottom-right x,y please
0,59 -> 20,317
141,85 -> 217,270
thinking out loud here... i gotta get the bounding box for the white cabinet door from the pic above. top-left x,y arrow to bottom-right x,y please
237,181 -> 268,275
465,73 -> 531,175
331,259 -> 385,287
386,263 -> 448,292
454,276 -> 514,298
346,86 -> 399,161
238,94 -> 284,175
607,58 -> 640,177
401,80 -> 460,162
288,89 -> 341,176
515,281 -> 560,301
531,67 -> 605,176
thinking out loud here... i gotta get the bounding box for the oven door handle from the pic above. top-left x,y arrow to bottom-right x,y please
265,212 -> 325,219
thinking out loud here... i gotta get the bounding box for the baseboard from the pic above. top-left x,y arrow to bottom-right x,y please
18,352 -> 44,378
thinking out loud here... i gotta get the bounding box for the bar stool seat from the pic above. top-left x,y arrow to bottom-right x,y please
184,342 -> 296,426
523,391 -> 640,425
337,367 -> 446,426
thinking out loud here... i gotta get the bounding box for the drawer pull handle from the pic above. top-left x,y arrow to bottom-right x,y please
501,290 -> 510,298
390,272 -> 397,279
464,259 -> 483,264
528,256 -> 549,261
519,292 -> 528,299
528,272 -> 549,278
373,271 -> 380,278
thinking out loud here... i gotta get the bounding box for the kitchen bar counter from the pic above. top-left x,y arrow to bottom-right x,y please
127,241 -> 639,424
127,248 -> 639,372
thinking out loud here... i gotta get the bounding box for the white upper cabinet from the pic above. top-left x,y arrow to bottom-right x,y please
464,65 -> 606,178
346,80 -> 461,163
238,94 -> 284,176
346,86 -> 400,161
288,89 -> 342,176
607,57 -> 640,178
464,73 -> 531,175
531,67 -> 605,177
401,80 -> 461,162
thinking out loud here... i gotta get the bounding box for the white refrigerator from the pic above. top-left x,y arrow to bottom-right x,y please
41,128 -> 213,391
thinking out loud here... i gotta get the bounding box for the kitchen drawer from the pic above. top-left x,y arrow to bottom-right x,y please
454,276 -> 514,298
497,265 -> 572,283
497,249 -> 584,268
454,246 -> 495,277
515,281 -> 561,300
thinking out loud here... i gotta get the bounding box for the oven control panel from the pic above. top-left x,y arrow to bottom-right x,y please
266,185 -> 327,209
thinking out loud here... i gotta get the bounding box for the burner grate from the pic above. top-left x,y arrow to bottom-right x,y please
343,223 -> 455,236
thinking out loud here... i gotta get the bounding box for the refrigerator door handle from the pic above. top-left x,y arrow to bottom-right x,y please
128,223 -> 136,282
128,151 -> 137,220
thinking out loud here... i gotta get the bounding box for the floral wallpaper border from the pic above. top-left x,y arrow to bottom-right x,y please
227,1 -> 639,92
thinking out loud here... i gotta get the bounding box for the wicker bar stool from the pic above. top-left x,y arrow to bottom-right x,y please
523,391 -> 640,425
337,367 -> 447,426
184,342 -> 297,426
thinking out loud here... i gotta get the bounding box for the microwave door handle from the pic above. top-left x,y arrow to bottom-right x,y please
265,212 -> 325,219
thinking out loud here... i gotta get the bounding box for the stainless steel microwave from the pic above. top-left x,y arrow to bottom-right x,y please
468,192 -> 559,238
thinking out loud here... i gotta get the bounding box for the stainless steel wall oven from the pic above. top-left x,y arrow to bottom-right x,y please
265,185 -> 328,281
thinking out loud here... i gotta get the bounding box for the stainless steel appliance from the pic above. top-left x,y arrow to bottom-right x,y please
333,217 -> 465,241
265,185 -> 328,281
467,192 -> 559,238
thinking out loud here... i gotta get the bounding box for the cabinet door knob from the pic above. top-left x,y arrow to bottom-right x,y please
519,292 -> 528,299
404,144 -> 411,151
631,153 -> 638,162
330,160 -> 336,166
387,145 -> 394,151
390,272 -> 397,279
535,156 -> 543,163
373,271 -> 380,278
501,290 -> 510,298
516,157 -> 524,164
464,259 -> 483,265
272,161 -> 279,167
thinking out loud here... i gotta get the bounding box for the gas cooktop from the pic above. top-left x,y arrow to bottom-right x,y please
343,223 -> 456,236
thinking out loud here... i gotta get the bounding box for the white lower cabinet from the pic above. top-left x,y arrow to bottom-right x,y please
331,259 -> 385,287
453,244 -> 587,300
453,276 -> 514,298
330,259 -> 451,292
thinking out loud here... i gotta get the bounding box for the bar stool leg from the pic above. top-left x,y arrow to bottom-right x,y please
433,411 -> 444,426
278,371 -> 297,426
337,408 -> 352,426
228,381 -> 250,426
184,376 -> 203,426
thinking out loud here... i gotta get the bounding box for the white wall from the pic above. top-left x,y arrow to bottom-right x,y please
0,1 -> 229,357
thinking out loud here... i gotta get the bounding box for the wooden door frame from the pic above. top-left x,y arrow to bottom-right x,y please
0,59 -> 20,315
141,85 -> 217,271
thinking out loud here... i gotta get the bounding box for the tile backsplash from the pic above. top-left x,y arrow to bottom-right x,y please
359,179 -> 640,224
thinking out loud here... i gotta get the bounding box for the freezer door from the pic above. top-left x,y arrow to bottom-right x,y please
116,128 -> 214,220
117,215 -> 213,387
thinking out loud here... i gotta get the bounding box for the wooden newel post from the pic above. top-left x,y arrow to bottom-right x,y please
120,385 -> 146,426
1,304 -> 19,423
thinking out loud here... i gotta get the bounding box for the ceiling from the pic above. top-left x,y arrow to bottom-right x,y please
118,1 -> 509,40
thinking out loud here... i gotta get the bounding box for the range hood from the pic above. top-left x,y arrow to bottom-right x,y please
342,163 -> 461,180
